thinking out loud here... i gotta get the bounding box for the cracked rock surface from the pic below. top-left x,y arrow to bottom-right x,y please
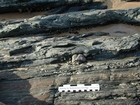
0,0 -> 106,13
0,2 -> 140,105
0,7 -> 140,38
0,32 -> 140,105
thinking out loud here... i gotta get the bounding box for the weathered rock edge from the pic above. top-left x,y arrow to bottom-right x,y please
0,8 -> 140,38
0,33 -> 140,70
0,33 -> 140,105
0,0 -> 104,13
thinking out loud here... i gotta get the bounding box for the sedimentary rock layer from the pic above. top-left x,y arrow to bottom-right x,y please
0,1 -> 140,105
0,8 -> 140,38
0,0 -> 105,13
0,32 -> 140,105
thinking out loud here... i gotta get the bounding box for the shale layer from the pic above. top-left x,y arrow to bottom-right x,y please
0,0 -> 140,105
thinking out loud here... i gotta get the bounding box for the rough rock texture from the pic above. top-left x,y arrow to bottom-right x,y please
72,54 -> 86,64
0,8 -> 140,38
0,31 -> 140,104
0,0 -> 105,13
0,2 -> 140,105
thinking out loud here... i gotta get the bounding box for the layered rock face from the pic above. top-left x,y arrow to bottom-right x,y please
0,0 -> 106,13
0,8 -> 140,38
0,31 -> 140,105
0,1 -> 140,105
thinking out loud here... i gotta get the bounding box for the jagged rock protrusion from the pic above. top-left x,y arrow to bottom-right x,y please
72,54 -> 86,64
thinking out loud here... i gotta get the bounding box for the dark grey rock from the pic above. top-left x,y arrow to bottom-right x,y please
0,5 -> 140,104
0,32 -> 140,105
0,8 -> 140,38
0,0 -> 105,13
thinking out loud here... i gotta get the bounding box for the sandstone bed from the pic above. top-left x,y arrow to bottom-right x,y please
0,0 -> 140,105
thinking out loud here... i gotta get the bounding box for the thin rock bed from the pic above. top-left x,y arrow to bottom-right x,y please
0,7 -> 140,38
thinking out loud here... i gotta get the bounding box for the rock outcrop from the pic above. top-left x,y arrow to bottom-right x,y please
0,31 -> 140,104
0,7 -> 140,38
0,1 -> 140,105
0,0 -> 106,13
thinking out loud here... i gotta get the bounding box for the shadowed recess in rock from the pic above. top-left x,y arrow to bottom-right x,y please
9,46 -> 34,56
0,60 -> 33,70
0,72 -> 53,105
0,0 -> 106,13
